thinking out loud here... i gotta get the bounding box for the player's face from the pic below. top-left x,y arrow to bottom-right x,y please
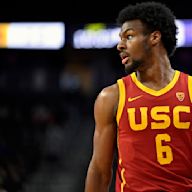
117,20 -> 152,74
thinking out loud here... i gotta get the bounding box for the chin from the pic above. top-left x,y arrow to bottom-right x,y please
124,64 -> 133,74
125,61 -> 141,74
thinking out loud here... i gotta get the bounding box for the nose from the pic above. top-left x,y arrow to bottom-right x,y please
117,39 -> 126,52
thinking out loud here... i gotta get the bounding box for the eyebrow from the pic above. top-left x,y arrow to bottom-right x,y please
119,28 -> 134,37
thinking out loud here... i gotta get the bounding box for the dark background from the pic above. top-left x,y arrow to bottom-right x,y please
0,1 -> 192,192
1,0 -> 191,22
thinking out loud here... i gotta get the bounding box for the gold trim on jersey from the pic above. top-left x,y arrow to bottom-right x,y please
117,79 -> 127,191
120,168 -> 126,192
117,79 -> 126,125
130,70 -> 180,96
188,75 -> 192,103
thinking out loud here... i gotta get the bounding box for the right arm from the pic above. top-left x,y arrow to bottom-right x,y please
84,84 -> 119,192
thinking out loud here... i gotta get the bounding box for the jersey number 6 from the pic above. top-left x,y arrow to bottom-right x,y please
155,133 -> 173,165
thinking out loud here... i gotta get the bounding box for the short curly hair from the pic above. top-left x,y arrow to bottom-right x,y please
116,1 -> 177,57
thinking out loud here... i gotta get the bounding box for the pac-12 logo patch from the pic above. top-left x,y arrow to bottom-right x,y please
176,92 -> 185,101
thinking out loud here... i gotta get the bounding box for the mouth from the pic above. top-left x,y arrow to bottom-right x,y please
121,57 -> 129,65
120,52 -> 129,65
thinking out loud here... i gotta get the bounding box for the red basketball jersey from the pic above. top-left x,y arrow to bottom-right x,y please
116,70 -> 192,192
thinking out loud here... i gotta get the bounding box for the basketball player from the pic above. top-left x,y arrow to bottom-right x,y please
85,1 -> 192,192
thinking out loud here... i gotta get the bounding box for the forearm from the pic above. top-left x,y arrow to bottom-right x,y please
84,166 -> 112,192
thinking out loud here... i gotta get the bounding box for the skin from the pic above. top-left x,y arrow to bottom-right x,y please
84,19 -> 175,192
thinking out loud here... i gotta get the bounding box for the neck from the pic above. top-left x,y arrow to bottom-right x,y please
136,55 -> 175,90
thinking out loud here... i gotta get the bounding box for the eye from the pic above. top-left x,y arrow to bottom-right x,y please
127,35 -> 133,40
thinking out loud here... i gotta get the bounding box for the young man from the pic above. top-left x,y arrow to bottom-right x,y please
84,1 -> 192,192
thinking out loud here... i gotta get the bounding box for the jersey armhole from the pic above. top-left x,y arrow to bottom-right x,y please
188,75 -> 192,103
116,79 -> 126,125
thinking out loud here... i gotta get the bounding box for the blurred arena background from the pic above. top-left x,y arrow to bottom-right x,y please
0,0 -> 192,191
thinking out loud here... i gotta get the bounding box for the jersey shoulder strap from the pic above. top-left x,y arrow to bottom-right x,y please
116,79 -> 126,125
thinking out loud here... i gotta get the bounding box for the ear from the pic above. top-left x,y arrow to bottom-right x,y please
150,31 -> 161,46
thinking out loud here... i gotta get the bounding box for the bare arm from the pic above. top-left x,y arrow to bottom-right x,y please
84,83 -> 119,192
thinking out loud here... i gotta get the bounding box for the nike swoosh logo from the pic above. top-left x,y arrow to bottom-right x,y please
128,95 -> 142,102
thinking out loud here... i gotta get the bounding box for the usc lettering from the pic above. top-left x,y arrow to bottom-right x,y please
127,105 -> 190,131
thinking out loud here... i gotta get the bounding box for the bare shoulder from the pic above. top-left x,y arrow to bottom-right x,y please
96,83 -> 119,105
94,83 -> 119,119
